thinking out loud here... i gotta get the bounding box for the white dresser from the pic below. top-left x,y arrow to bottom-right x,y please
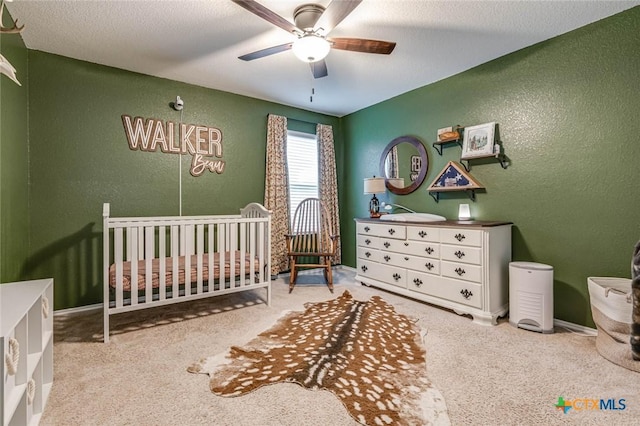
1,279 -> 54,426
355,219 -> 511,325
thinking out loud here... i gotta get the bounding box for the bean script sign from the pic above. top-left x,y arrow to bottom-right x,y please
122,115 -> 225,177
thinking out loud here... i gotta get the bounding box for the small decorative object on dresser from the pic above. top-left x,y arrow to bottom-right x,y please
1,279 -> 54,426
354,218 -> 512,325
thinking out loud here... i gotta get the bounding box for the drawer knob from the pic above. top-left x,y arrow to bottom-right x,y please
404,256 -> 409,261
454,250 -> 465,259
364,226 -> 370,232
384,255 -> 391,262
365,239 -> 371,245
393,273 -> 401,281
365,252 -> 371,258
454,233 -> 466,242
425,262 -> 434,270
413,278 -> 423,287
460,289 -> 473,299
404,242 -> 409,246
361,265 -> 368,272
425,247 -> 434,255
384,242 -> 391,248
388,228 -> 396,235
455,267 -> 466,276
418,230 -> 427,238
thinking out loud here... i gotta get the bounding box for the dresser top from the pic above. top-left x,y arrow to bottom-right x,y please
355,218 -> 512,228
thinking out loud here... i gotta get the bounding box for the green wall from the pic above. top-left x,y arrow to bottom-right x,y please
341,7 -> 640,327
0,12 -> 29,283
25,52 -> 342,309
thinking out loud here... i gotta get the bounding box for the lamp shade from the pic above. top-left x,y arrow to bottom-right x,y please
364,177 -> 386,194
292,35 -> 331,63
458,204 -> 471,220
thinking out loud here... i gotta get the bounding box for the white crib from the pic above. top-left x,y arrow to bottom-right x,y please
103,202 -> 271,343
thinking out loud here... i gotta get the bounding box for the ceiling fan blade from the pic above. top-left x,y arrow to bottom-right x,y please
314,0 -> 362,35
231,0 -> 302,35
329,37 -> 396,54
239,43 -> 293,61
310,60 -> 328,79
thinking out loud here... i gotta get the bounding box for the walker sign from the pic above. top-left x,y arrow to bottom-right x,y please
122,115 -> 225,177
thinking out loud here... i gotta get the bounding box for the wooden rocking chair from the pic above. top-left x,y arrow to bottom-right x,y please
286,198 -> 338,293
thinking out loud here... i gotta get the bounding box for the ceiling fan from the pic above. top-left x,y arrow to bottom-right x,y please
231,0 -> 396,79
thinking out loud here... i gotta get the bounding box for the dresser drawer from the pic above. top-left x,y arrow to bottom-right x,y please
357,234 -> 381,250
440,228 -> 482,247
357,247 -> 381,262
407,272 -> 482,309
356,222 -> 406,240
441,261 -> 483,283
357,259 -> 407,288
405,256 -> 440,275
377,251 -> 411,269
407,226 -> 440,243
389,240 -> 440,259
440,245 -> 482,265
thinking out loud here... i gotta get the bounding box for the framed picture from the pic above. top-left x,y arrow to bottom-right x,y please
461,122 -> 495,159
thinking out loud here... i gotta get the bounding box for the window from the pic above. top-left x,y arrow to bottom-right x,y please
287,130 -> 318,222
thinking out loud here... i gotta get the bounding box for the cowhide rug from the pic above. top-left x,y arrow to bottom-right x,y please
187,291 -> 449,425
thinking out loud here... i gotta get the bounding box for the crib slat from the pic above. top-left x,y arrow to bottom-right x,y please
159,226 -> 167,301
249,222 -> 256,284
184,224 -> 192,296
218,223 -> 226,289
196,224 -> 204,294
258,221 -> 265,284
171,225 -> 179,298
239,222 -> 246,287
115,228 -> 124,309
208,224 -> 214,291
229,222 -> 236,288
138,227 -> 145,259
130,227 -> 139,306
145,226 -> 154,303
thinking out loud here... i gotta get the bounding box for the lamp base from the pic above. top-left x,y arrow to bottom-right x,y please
369,194 -> 381,218
369,212 -> 382,219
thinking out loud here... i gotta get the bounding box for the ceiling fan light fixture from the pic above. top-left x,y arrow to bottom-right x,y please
292,34 -> 330,63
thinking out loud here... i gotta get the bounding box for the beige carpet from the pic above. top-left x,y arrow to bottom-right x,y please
43,268 -> 640,425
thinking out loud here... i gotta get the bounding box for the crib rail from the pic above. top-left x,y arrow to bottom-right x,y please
103,203 -> 271,342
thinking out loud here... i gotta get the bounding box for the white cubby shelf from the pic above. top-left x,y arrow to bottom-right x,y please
1,279 -> 54,426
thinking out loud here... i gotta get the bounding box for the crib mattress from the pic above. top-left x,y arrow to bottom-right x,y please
109,252 -> 261,292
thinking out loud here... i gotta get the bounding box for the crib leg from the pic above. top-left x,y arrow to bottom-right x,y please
103,306 -> 110,344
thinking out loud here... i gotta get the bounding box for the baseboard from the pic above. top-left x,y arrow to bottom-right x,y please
54,303 -> 102,316
553,318 -> 597,336
336,264 -> 356,273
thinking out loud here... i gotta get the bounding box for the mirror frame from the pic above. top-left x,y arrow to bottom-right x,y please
379,135 -> 428,195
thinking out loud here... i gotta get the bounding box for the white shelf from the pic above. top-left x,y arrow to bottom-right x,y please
1,279 -> 54,426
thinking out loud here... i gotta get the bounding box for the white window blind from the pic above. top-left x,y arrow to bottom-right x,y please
287,130 -> 318,223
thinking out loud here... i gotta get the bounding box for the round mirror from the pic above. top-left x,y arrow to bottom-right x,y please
379,136 -> 428,195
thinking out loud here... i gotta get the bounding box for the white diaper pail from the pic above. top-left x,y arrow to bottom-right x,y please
587,277 -> 638,372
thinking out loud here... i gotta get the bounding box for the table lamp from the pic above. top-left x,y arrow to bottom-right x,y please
364,177 -> 386,218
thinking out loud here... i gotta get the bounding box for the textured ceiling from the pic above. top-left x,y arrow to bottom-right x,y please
6,0 -> 640,117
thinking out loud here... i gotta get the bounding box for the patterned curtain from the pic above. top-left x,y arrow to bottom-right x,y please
264,114 -> 290,275
317,123 -> 341,265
